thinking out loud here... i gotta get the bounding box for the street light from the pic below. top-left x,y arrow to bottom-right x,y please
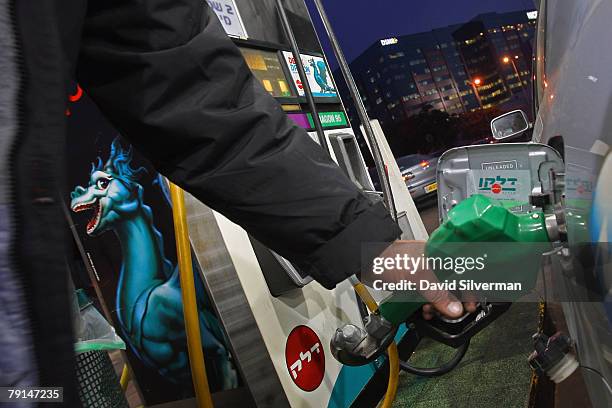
502,55 -> 529,103
467,77 -> 483,108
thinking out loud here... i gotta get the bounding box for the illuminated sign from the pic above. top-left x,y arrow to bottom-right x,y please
380,38 -> 398,46
240,47 -> 294,98
307,111 -> 348,128
207,0 -> 248,38
287,112 -> 348,129
527,11 -> 538,20
282,52 -> 338,98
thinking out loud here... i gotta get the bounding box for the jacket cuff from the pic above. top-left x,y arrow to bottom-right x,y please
304,201 -> 402,289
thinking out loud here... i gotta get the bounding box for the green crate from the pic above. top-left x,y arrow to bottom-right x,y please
75,350 -> 129,408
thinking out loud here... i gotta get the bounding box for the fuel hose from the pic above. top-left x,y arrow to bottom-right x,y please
399,340 -> 470,377
349,276 -> 399,408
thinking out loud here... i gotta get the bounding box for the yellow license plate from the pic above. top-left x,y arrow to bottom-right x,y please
424,182 -> 437,193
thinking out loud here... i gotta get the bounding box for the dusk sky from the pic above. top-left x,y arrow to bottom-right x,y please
305,0 -> 535,68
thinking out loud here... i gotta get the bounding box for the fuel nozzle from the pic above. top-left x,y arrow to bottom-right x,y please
528,332 -> 579,383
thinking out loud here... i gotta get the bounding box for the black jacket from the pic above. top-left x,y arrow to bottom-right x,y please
9,0 -> 399,405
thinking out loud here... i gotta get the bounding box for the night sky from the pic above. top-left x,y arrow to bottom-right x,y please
305,0 -> 535,68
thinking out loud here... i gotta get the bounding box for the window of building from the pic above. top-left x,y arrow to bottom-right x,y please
375,97 -> 383,104
402,93 -> 420,102
409,59 -> 426,66
388,52 -> 405,59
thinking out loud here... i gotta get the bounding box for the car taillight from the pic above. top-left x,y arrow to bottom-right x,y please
402,172 -> 415,181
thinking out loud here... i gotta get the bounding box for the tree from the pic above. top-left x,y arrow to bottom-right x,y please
383,106 -> 506,157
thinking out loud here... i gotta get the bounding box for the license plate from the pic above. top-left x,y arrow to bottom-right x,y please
424,182 -> 437,193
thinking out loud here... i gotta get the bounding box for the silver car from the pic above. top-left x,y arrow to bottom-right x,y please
396,154 -> 438,201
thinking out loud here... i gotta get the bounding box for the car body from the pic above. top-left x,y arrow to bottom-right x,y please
528,0 -> 612,405
395,154 -> 439,201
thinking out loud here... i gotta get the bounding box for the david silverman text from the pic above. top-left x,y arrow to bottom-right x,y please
372,279 -> 522,291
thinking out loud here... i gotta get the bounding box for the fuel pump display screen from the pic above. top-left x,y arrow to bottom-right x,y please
239,47 -> 294,98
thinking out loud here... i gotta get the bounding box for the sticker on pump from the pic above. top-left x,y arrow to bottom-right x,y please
467,169 -> 531,201
285,325 -> 325,391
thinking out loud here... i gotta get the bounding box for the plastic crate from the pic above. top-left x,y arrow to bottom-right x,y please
75,350 -> 129,408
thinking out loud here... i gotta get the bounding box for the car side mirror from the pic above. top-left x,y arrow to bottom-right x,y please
490,110 -> 529,140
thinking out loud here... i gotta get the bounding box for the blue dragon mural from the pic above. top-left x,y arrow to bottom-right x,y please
70,139 -> 238,390
309,58 -> 336,94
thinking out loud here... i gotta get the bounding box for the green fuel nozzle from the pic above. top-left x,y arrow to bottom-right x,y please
332,195 -> 553,369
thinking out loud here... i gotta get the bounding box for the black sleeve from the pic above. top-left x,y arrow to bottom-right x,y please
76,0 -> 400,288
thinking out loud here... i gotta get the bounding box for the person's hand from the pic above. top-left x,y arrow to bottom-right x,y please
371,240 -> 477,320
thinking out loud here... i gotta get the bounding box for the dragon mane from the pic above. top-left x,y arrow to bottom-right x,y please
91,138 -> 146,185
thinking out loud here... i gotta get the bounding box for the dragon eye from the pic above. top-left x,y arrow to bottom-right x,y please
96,178 -> 110,190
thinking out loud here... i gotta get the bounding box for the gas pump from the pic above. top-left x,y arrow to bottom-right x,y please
176,1 -> 427,407
183,2 -> 577,407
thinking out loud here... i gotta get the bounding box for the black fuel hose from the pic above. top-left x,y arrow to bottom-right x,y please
399,339 -> 470,377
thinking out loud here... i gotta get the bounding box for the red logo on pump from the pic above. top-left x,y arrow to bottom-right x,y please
491,183 -> 502,194
285,325 -> 325,392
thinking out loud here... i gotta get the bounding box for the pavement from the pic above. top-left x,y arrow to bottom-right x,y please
393,303 -> 538,408
415,197 -> 440,234
392,196 -> 539,408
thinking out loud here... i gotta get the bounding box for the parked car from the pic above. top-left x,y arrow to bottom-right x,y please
369,154 -> 439,200
395,154 -> 439,201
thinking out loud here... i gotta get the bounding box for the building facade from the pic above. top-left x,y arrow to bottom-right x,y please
338,10 -> 536,128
